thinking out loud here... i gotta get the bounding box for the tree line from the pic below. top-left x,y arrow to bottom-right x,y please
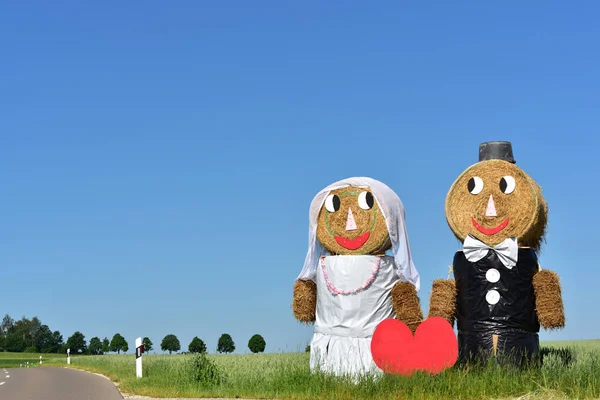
159,333 -> 266,354
0,314 -> 266,355
0,314 -> 132,355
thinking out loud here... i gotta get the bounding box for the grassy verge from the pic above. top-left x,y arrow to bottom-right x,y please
42,341 -> 600,400
0,351 -> 65,368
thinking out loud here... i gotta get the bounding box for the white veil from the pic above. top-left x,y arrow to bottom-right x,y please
296,177 -> 420,291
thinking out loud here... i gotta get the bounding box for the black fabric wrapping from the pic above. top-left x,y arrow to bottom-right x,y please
453,248 -> 540,366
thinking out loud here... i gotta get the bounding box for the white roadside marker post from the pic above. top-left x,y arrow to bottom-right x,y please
40,355 -> 42,365
67,348 -> 71,365
135,337 -> 144,378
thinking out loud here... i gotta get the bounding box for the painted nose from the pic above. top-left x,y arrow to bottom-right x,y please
346,208 -> 358,231
486,194 -> 497,217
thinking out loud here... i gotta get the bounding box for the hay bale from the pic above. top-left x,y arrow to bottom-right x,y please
391,281 -> 423,333
427,279 -> 457,326
316,186 -> 391,255
292,279 -> 317,323
525,183 -> 548,251
533,270 -> 565,329
445,159 -> 548,251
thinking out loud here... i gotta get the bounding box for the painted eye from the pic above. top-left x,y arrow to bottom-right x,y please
500,176 -> 516,194
325,194 -> 341,212
358,191 -> 374,210
467,176 -> 484,195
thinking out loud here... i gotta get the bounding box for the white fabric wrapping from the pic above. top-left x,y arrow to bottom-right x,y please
310,255 -> 397,378
463,234 -> 518,269
296,177 -> 420,291
310,332 -> 381,380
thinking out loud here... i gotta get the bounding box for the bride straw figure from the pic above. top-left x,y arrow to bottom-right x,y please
292,177 -> 423,379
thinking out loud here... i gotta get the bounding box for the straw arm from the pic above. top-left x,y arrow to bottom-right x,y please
391,281 -> 423,333
292,279 -> 317,323
532,269 -> 565,329
426,279 -> 457,327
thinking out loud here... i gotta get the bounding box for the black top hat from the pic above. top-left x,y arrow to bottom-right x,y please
479,141 -> 516,163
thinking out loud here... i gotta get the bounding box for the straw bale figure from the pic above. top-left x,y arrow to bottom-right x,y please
292,177 -> 422,378
427,141 -> 565,367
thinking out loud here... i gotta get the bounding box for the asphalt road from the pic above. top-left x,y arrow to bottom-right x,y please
0,366 -> 123,400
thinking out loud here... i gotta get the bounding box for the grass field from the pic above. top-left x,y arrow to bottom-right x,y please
0,352 -> 65,368
37,340 -> 600,399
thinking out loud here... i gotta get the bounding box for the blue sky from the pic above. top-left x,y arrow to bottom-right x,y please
1,1 -> 599,354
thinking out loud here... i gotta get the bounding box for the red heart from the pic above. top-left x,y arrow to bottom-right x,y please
371,317 -> 458,376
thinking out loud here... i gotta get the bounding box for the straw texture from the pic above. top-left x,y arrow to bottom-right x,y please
316,186 -> 391,255
445,160 -> 548,251
427,279 -> 457,327
391,281 -> 423,333
292,279 -> 317,323
533,270 -> 565,329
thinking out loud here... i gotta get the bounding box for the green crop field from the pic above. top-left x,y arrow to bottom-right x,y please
545,340 -> 600,349
39,340 -> 600,399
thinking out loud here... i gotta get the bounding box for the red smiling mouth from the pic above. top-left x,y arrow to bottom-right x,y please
334,232 -> 371,250
472,217 -> 510,235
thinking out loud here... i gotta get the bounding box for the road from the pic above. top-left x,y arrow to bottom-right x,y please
0,366 -> 123,400
0,366 -> 262,400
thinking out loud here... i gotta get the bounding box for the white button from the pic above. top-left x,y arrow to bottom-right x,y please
486,289 -> 500,305
486,268 -> 500,283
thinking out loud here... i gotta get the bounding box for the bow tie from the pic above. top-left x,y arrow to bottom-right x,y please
463,234 -> 518,269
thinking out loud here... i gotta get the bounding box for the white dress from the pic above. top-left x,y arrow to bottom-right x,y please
309,254 -> 399,378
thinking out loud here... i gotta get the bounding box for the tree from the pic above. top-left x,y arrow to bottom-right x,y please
3,332 -> 25,352
142,337 -> 153,353
1,314 -> 14,336
110,333 -> 128,354
102,337 -> 110,354
28,317 -> 42,346
52,331 -> 64,353
35,325 -> 55,353
8,316 -> 42,350
161,334 -> 181,354
102,337 -> 110,353
248,334 -> 266,354
12,317 -> 36,349
88,337 -> 103,355
188,337 -> 207,354
66,331 -> 87,354
217,334 -> 235,354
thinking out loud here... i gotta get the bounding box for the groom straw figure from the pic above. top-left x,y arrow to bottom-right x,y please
428,141 -> 565,366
